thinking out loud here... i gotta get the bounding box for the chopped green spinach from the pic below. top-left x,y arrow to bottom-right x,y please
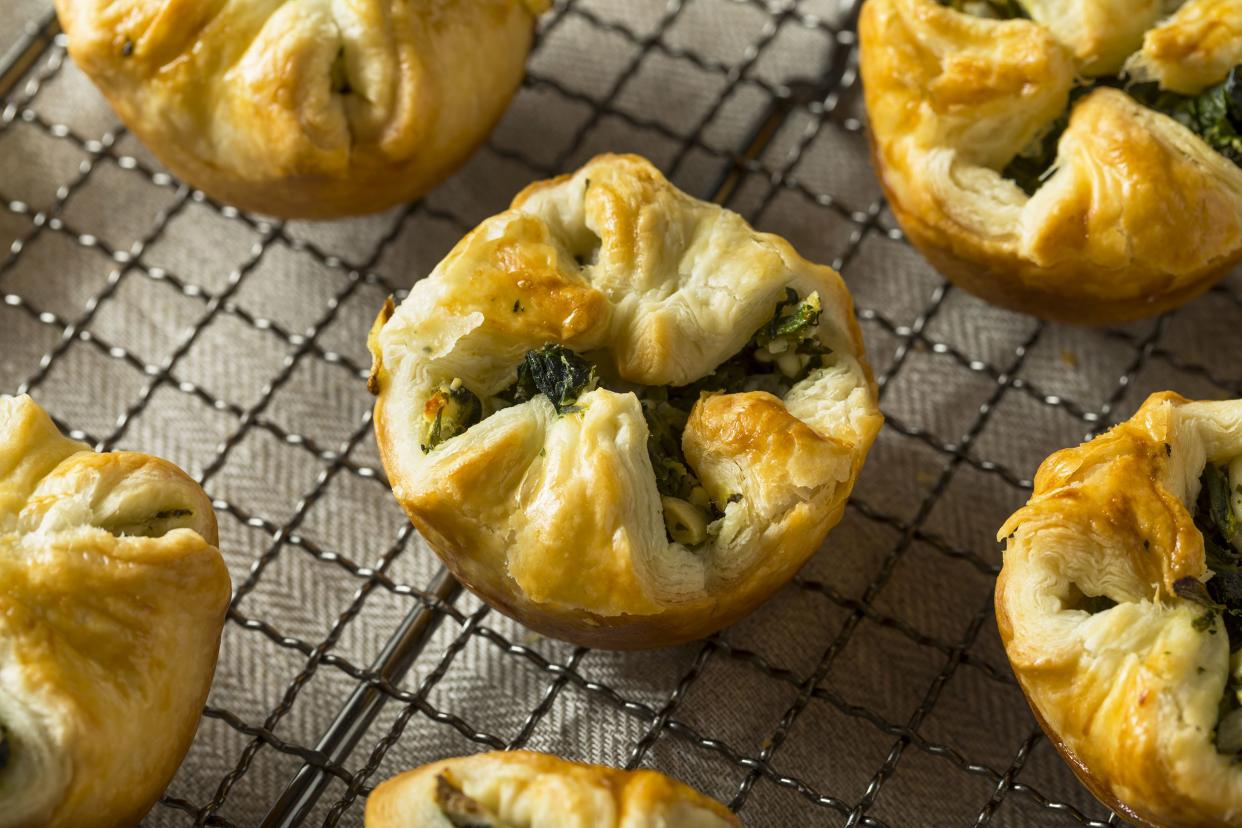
1001,79 -> 1127,195
1002,113 -> 1069,196
507,343 -> 599,414
1129,66 -> 1242,166
686,289 -> 829,398
1005,66 -> 1242,195
1187,462 -> 1242,757
1193,463 -> 1242,645
640,392 -> 699,502
419,380 -> 483,452
1001,65 -> 1242,196
490,289 -> 828,545
0,725 -> 8,771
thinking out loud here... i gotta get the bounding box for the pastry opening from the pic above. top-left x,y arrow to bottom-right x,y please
330,48 -> 351,96
935,2 -> 1242,191
417,289 -> 831,546
1005,66 -> 1242,194
0,724 -> 9,771
1064,582 -> 1117,614
97,507 -> 198,539
570,206 -> 602,270
1176,460 -> 1242,756
435,773 -> 508,827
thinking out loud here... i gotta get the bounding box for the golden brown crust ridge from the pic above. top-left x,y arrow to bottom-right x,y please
996,392 -> 1242,827
859,0 -> 1242,325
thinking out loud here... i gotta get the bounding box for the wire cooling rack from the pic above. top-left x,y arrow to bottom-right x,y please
2,1 -> 1240,826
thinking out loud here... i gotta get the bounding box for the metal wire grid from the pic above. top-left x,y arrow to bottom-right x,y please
0,1 -> 1239,825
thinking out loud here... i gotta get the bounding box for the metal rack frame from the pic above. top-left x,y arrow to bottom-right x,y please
2,1 -> 1238,825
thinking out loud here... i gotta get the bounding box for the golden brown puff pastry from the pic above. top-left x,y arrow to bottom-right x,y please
996,392 -> 1242,828
858,0 -> 1242,325
367,154 -> 882,649
365,750 -> 741,828
0,395 -> 230,828
54,0 -> 548,219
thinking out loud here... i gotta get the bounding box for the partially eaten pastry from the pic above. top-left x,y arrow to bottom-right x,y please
365,750 -> 740,827
859,0 -> 1242,324
996,392 -> 1242,827
54,0 -> 547,218
368,154 -> 882,649
0,395 -> 231,828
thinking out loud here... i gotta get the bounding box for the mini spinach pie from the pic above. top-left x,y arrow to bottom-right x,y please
0,395 -> 230,828
55,0 -> 547,218
367,154 -> 882,649
365,750 -> 739,827
859,0 -> 1242,324
996,392 -> 1242,827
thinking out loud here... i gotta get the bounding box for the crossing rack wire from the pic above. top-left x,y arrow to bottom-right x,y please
1,1 -> 1240,825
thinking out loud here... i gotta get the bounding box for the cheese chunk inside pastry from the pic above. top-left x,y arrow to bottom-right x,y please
365,750 -> 739,828
996,393 -> 1242,828
54,0 -> 548,218
859,0 -> 1242,323
368,154 -> 882,649
0,395 -> 230,828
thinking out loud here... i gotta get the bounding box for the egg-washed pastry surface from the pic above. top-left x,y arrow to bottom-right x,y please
368,153 -> 882,649
859,0 -> 1242,324
0,395 -> 231,828
996,392 -> 1242,827
365,750 -> 740,828
54,0 -> 548,219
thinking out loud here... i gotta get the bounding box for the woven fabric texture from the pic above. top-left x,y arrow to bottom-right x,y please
1,1 -> 1240,826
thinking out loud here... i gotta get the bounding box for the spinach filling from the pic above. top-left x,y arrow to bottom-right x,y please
506,344 -> 599,414
0,725 -> 8,771
1175,462 -> 1242,756
417,290 -> 830,546
419,379 -> 484,452
1002,66 -> 1242,194
435,774 -> 509,828
1129,67 -> 1242,166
